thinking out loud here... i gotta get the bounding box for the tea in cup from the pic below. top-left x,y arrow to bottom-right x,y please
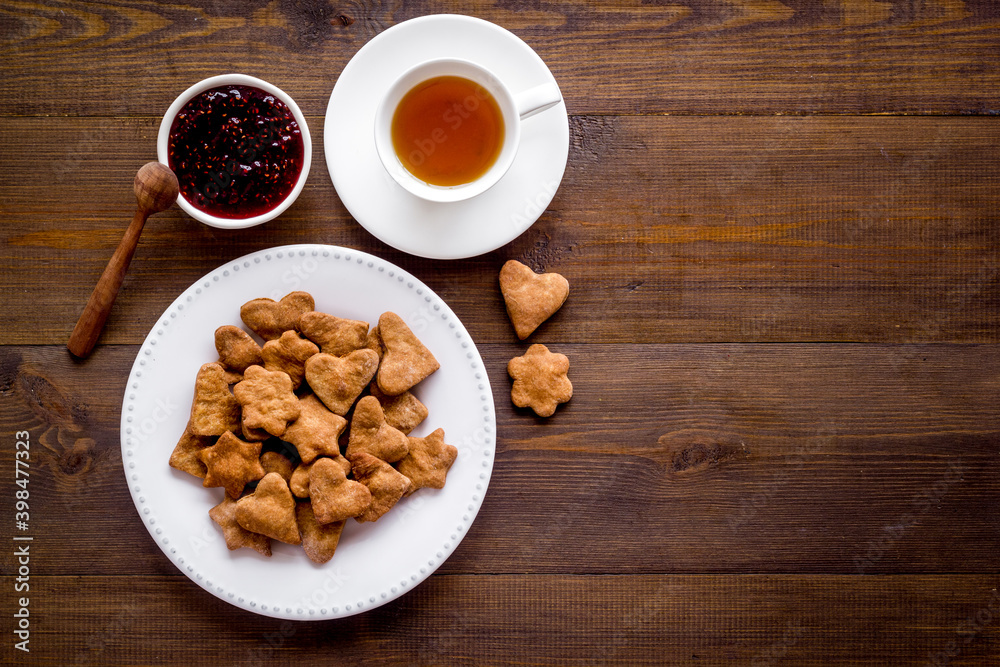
374,59 -> 561,203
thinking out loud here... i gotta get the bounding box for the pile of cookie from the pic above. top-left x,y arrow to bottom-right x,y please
168,291 -> 457,564
500,260 -> 573,417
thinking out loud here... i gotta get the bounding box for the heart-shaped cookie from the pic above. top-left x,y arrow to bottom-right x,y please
499,260 -> 569,340
214,325 -> 263,372
309,457 -> 372,524
298,311 -> 370,357
376,312 -> 440,396
346,395 -> 409,463
289,455 -> 352,498
304,349 -> 380,415
240,291 -> 315,341
235,472 -> 301,545
369,381 -> 428,434
295,502 -> 346,564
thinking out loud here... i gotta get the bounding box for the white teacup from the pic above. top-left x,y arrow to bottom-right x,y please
374,58 -> 561,203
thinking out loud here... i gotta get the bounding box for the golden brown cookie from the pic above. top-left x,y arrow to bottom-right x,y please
309,457 -> 372,524
282,394 -> 348,464
240,291 -> 315,341
345,395 -> 409,463
189,362 -> 241,437
235,472 -> 301,545
376,312 -> 440,396
397,428 -> 458,495
350,452 -> 411,523
214,325 -> 263,372
298,311 -> 370,357
295,502 -> 345,564
288,460 -> 314,498
221,369 -> 244,386
233,365 -> 301,437
198,430 -> 265,498
499,260 -> 569,339
261,330 -> 319,390
508,344 -> 573,417
304,349 -> 380,415
168,421 -> 213,479
260,450 -> 295,482
363,325 -> 384,362
241,422 -> 271,442
209,495 -> 272,556
369,381 -> 428,434
289,456 -> 352,498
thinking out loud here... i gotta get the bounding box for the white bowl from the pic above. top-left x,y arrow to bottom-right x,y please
157,74 -> 311,229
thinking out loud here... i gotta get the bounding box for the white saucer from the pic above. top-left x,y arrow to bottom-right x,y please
324,14 -> 569,260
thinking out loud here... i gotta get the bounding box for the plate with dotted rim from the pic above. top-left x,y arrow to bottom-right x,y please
120,244 -> 495,619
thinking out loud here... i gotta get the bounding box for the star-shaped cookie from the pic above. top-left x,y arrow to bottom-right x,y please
397,428 -> 458,495
198,430 -> 265,498
208,495 -> 271,556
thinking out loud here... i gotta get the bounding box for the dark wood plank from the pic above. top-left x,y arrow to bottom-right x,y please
8,574 -> 999,665
2,115 -> 997,345
3,343 -> 996,576
3,0 -> 1000,116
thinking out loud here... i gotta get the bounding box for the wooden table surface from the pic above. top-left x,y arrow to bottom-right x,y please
2,1 -> 998,664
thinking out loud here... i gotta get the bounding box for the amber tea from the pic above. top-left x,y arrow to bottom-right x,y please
390,75 -> 505,187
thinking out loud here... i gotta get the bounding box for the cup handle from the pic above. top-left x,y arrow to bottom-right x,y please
515,82 -> 562,120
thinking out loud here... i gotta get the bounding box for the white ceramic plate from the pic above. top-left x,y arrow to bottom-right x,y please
325,14 -> 569,260
121,244 -> 496,620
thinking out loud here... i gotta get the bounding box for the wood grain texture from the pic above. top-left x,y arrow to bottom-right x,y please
2,115 -> 998,346
3,0 -> 999,661
3,574 -> 997,665
2,343 -> 996,576
3,0 -> 1000,116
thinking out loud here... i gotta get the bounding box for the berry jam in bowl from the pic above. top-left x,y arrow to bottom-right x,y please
157,74 -> 311,229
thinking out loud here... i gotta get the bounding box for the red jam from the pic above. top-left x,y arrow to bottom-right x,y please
168,85 -> 304,219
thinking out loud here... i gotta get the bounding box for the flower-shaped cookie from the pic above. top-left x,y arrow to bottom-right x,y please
508,344 -> 573,417
233,365 -> 301,437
